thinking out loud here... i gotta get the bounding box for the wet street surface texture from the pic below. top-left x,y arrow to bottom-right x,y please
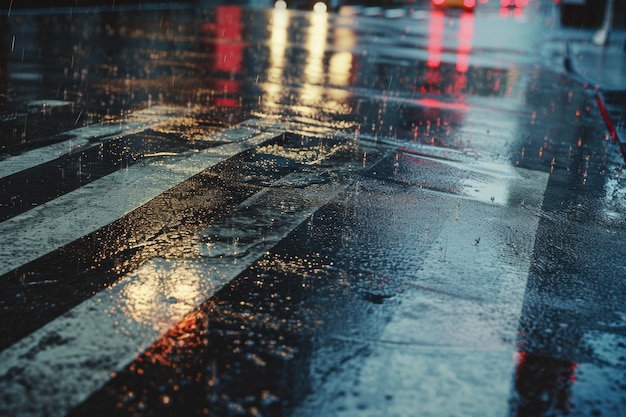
1,1 -> 626,416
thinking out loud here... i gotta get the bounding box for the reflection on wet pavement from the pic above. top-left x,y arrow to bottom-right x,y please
1,1 -> 626,416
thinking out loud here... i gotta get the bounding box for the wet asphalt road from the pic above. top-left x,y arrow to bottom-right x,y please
1,1 -> 626,416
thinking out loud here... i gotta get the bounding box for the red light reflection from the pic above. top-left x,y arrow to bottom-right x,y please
418,97 -> 469,112
427,10 -> 445,68
514,351 -> 578,415
500,0 -> 528,17
214,43 -> 244,75
209,6 -> 245,107
427,10 -> 474,73
456,12 -> 474,73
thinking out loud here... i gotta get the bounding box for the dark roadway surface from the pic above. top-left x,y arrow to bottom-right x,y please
1,1 -> 626,416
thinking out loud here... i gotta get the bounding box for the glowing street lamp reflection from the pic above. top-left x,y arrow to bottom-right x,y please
269,8 -> 288,85
329,26 -> 355,89
301,10 -> 328,107
313,2 -> 328,13
329,51 -> 352,88
305,12 -> 328,86
263,7 -> 290,110
119,260 -> 202,331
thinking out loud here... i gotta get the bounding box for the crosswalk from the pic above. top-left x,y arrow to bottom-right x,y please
0,122 -> 280,276
0,168 -> 356,417
0,98 -> 556,416
4,1 -> 625,414
0,106 -> 193,180
0,106 -> 383,416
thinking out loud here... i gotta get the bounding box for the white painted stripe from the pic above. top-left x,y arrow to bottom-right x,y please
1,101 -> 93,124
27,99 -> 73,108
384,8 -> 407,19
294,167 -> 550,417
0,105 -> 191,179
0,121 -> 281,276
359,175 -> 548,417
0,171 -> 351,417
363,6 -> 383,16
